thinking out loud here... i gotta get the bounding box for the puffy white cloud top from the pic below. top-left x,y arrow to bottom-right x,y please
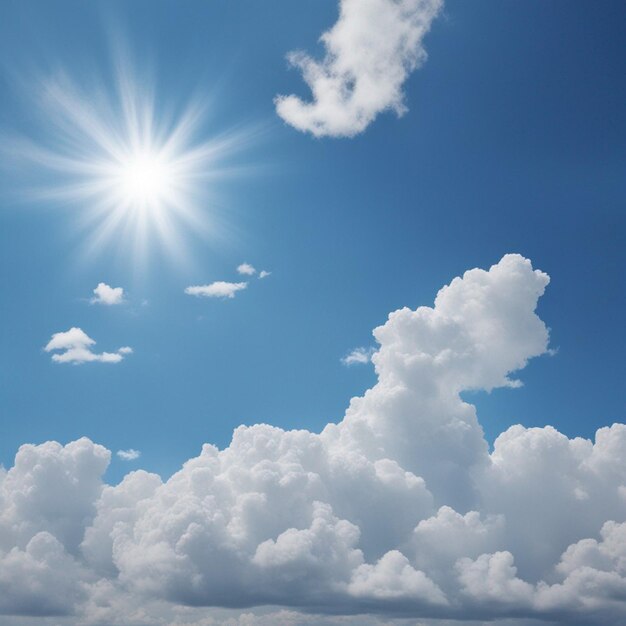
275,0 -> 443,137
44,327 -> 132,364
4,255 -> 626,625
237,263 -> 256,276
90,282 -> 124,306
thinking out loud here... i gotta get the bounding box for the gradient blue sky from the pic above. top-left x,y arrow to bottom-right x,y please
0,0 -> 624,485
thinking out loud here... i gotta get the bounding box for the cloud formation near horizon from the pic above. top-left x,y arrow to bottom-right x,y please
44,327 -> 132,364
90,282 -> 124,306
6,255 -> 626,625
275,0 -> 443,137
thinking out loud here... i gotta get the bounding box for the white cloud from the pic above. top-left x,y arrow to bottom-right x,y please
258,270 -> 271,279
91,282 -> 124,305
185,281 -> 248,299
237,263 -> 256,276
0,532 -> 88,616
44,327 -> 132,364
275,0 -> 443,137
341,346 -> 375,366
348,550 -> 448,604
117,449 -> 141,461
4,255 -> 626,624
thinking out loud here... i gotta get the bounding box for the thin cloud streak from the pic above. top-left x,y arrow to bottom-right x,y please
185,281 -> 248,299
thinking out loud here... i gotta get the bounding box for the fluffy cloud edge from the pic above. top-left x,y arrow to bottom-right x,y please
275,0 -> 444,137
90,282 -> 124,306
44,327 -> 132,365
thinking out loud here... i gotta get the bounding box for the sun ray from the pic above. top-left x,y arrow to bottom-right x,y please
9,59 -> 251,267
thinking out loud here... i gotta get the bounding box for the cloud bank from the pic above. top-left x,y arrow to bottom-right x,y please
7,255 -> 626,625
275,0 -> 443,137
44,327 -> 132,364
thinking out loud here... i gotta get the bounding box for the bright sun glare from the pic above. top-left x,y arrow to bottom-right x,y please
15,64 -> 247,265
117,151 -> 172,207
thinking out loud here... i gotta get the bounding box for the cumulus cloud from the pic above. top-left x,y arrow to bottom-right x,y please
44,327 -> 132,364
341,346 -> 375,366
185,281 -> 248,299
90,282 -> 124,305
275,0 -> 443,137
237,263 -> 256,276
116,449 -> 141,461
4,255 -> 626,624
0,531 -> 88,616
258,270 -> 271,279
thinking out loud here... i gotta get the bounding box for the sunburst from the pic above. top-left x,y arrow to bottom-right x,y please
12,62 -> 249,266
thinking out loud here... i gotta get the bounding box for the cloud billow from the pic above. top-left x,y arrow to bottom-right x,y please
275,0 -> 443,138
3,255 -> 626,624
90,283 -> 124,306
44,327 -> 132,364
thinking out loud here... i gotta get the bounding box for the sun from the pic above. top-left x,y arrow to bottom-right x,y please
13,63 -> 248,265
116,150 -> 173,208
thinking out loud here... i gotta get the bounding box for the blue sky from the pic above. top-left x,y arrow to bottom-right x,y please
0,3 -> 625,623
2,0 -> 623,482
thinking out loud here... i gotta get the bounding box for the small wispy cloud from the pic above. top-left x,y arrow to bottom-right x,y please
117,449 -> 141,461
237,263 -> 256,276
258,270 -> 271,279
342,346 -> 375,366
44,327 -> 132,364
90,282 -> 124,305
185,281 -> 248,299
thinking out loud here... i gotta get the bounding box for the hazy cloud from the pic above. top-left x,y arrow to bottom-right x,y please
237,263 -> 257,276
342,346 -> 375,366
116,449 -> 141,461
185,282 -> 248,299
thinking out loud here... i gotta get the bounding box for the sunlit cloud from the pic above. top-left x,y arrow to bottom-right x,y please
90,282 -> 124,306
258,270 -> 271,279
9,256 -> 626,624
8,56 -> 252,267
44,327 -> 132,364
276,0 -> 443,137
